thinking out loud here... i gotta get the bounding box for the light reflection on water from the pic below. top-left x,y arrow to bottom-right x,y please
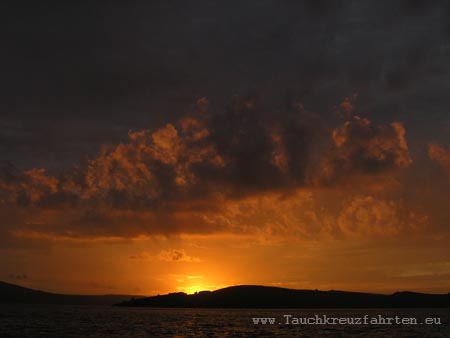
0,304 -> 448,337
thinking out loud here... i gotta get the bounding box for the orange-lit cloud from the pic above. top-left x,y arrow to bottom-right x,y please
317,116 -> 411,185
428,143 -> 450,178
334,93 -> 358,118
157,249 -> 201,262
128,249 -> 201,262
0,97 -> 422,245
336,195 -> 425,238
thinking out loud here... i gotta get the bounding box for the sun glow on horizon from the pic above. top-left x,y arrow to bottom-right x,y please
184,285 -> 208,294
176,284 -> 213,294
175,278 -> 227,295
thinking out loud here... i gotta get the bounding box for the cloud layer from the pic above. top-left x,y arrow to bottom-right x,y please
0,97 -> 419,242
1,97 -> 411,206
428,143 -> 450,177
318,116 -> 411,184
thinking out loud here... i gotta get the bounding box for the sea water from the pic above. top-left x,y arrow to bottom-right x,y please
0,304 -> 448,337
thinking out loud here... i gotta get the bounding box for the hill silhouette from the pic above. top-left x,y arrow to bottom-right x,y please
1,282 -> 448,308
0,281 -> 141,305
116,285 -> 450,308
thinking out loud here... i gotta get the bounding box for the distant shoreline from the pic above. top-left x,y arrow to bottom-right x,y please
116,285 -> 450,309
0,281 -> 141,306
1,281 -> 448,308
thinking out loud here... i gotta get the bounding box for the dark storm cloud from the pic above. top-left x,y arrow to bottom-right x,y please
0,94 -> 416,243
205,96 -> 314,195
0,1 -> 448,241
316,116 -> 411,185
0,96 -> 411,210
1,1 -> 450,169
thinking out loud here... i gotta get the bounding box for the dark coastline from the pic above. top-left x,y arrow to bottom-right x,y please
0,281 -> 140,306
116,285 -> 450,309
1,281 -> 448,308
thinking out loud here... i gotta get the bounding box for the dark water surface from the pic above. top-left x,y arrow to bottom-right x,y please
0,304 -> 448,337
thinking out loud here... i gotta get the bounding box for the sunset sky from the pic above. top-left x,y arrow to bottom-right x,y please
1,1 -> 449,296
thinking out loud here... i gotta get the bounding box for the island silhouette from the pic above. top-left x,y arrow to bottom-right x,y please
0,281 -> 141,305
116,285 -> 450,308
1,281 -> 448,308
